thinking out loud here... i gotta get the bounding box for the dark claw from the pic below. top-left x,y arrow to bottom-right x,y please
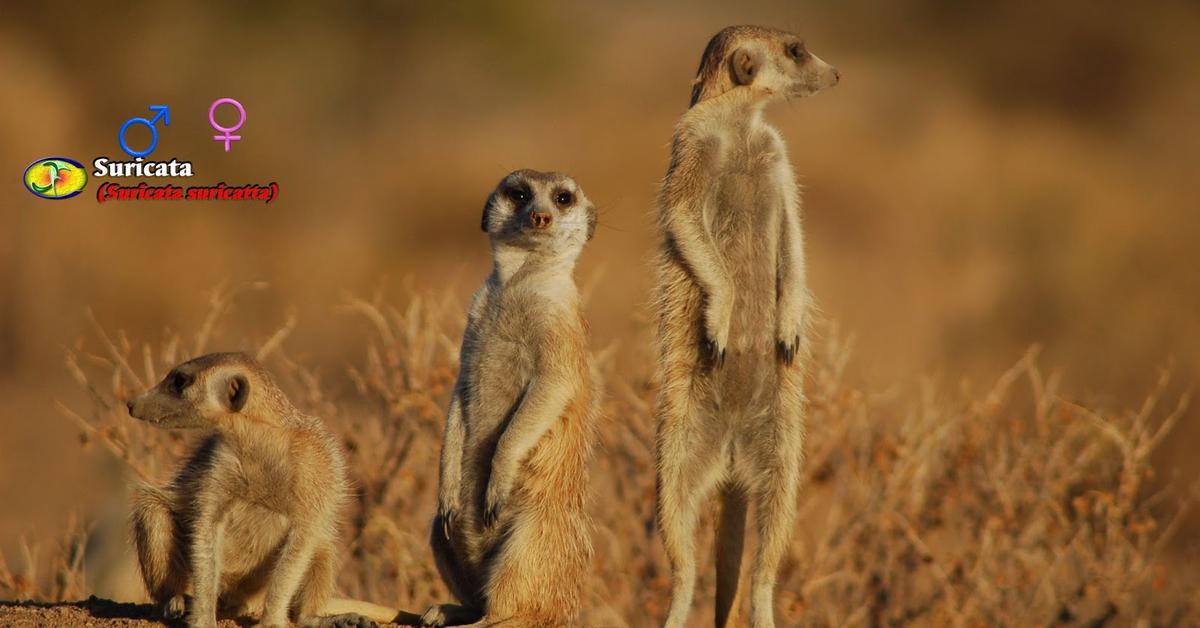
483,503 -> 499,527
778,336 -> 800,366
440,509 -> 455,540
703,339 -> 726,369
162,596 -> 186,620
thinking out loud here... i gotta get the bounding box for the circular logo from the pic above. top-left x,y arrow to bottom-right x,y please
23,157 -> 88,200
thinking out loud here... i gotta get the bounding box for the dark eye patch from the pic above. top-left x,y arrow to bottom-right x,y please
167,370 -> 193,395
507,186 -> 531,203
787,41 -> 808,62
554,190 -> 574,207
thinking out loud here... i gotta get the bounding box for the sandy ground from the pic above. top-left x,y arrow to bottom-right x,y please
0,597 -> 180,627
0,597 -> 398,627
0,597 -> 224,627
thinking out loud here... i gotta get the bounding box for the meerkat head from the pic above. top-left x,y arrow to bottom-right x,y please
689,25 -> 839,108
480,169 -> 597,257
126,352 -> 269,429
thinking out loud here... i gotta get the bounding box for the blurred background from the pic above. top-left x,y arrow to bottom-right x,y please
2,0 -> 1198,592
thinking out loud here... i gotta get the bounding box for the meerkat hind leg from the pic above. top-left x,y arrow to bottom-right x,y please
130,485 -> 188,618
291,544 -> 384,628
429,514 -> 485,608
748,418 -> 804,627
293,542 -> 336,619
412,525 -> 483,627
658,408 -> 727,628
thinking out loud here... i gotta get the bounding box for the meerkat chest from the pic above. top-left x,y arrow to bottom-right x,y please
221,443 -> 299,514
710,156 -> 787,276
462,313 -> 537,430
714,132 -> 792,340
709,132 -> 787,236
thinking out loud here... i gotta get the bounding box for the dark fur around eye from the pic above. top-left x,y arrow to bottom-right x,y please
554,191 -> 574,207
787,42 -> 807,62
507,186 -> 530,203
168,371 -> 193,395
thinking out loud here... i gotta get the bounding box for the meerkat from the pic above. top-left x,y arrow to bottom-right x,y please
416,169 -> 599,628
653,25 -> 839,628
126,352 -> 409,628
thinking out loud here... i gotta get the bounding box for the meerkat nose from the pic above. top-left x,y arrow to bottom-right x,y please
530,211 -> 553,229
832,67 -> 841,84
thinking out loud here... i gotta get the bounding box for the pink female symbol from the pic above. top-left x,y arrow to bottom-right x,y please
209,98 -> 246,151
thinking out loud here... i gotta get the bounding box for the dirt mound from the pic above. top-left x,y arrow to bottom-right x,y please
0,597 -> 403,627
0,597 -> 245,627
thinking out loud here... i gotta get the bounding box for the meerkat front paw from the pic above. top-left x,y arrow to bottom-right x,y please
703,291 -> 733,368
482,476 -> 512,527
161,595 -> 187,619
776,307 -> 805,366
436,503 -> 458,540
418,604 -> 449,627
437,486 -> 462,540
777,335 -> 801,366
305,613 -> 377,628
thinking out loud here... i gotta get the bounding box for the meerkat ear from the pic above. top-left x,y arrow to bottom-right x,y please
730,48 -> 759,86
586,204 -> 597,241
222,374 -> 250,412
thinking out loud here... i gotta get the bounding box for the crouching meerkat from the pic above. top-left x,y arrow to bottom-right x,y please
418,169 -> 599,627
653,26 -> 839,628
127,352 -> 409,628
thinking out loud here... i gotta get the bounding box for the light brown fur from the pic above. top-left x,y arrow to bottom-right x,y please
417,170 -> 599,627
653,25 -> 839,628
127,352 -> 397,628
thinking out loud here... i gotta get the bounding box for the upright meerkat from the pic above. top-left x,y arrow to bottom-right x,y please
127,352 -> 404,628
418,169 -> 599,627
653,25 -> 839,628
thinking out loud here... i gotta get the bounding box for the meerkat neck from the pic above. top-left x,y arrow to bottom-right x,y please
214,394 -> 296,444
491,243 -> 578,287
215,412 -> 293,462
690,89 -> 767,124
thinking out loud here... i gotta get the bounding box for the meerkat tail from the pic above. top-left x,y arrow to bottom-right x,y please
321,597 -> 423,624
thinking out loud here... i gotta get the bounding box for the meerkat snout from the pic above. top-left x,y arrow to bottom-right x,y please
530,209 -> 552,229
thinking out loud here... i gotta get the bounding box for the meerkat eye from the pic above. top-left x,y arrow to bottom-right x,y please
787,42 -> 808,62
507,187 -> 530,203
554,191 -> 574,207
167,371 -> 192,395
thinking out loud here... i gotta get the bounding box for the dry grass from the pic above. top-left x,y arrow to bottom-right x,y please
1,283 -> 1195,627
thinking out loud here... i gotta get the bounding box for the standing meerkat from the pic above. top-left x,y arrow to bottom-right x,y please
418,169 -> 599,627
126,352 -> 407,628
653,25 -> 839,628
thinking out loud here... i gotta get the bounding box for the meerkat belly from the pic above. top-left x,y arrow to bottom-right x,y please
709,171 -> 782,416
461,330 -> 535,509
518,384 -> 592,508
